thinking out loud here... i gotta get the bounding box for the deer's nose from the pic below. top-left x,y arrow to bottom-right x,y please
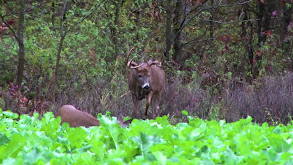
142,83 -> 150,90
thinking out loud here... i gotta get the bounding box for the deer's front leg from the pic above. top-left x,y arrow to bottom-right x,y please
132,94 -> 139,119
144,91 -> 153,119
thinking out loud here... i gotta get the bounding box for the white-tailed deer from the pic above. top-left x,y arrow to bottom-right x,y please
126,46 -> 166,119
56,105 -> 132,128
56,105 -> 100,128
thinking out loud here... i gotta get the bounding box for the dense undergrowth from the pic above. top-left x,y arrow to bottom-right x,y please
47,71 -> 293,125
1,71 -> 293,126
0,109 -> 292,164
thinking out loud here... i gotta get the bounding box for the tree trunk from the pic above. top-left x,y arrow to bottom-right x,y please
282,1 -> 292,40
55,0 -> 67,82
165,0 -> 172,60
135,7 -> 140,41
51,2 -> 55,26
16,0 -> 25,88
172,0 -> 183,63
257,1 -> 273,46
54,35 -> 65,84
282,1 -> 293,69
241,6 -> 254,81
255,1 -> 274,77
209,0 -> 214,38
113,1 -> 123,58
51,0 -> 68,100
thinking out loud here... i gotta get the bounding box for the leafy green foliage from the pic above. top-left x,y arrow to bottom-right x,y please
0,109 -> 292,164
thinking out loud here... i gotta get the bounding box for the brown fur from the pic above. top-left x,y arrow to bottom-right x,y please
56,105 -> 100,128
56,105 -> 133,128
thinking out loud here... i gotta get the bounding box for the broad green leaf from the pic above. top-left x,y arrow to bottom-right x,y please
0,134 -> 26,160
0,133 -> 10,145
181,110 -> 188,116
3,111 -> 19,119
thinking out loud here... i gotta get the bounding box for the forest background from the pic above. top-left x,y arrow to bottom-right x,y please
0,0 -> 293,125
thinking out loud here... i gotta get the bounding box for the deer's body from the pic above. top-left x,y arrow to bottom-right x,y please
56,105 -> 132,128
56,105 -> 100,128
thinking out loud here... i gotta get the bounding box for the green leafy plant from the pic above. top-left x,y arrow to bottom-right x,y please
0,109 -> 292,164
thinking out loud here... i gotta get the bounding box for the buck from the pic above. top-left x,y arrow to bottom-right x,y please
126,47 -> 166,119
56,105 -> 132,128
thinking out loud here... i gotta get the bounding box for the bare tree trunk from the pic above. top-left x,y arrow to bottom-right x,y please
55,0 -> 68,84
209,0 -> 214,38
240,6 -> 254,81
113,1 -> 122,58
165,0 -> 172,60
282,2 -> 292,40
172,0 -> 183,63
54,35 -> 66,85
255,1 -> 274,77
282,1 -> 293,70
49,0 -> 102,100
17,0 -> 25,88
257,1 -> 273,46
51,2 -> 55,26
135,7 -> 140,41
51,0 -> 68,100
111,1 -> 125,58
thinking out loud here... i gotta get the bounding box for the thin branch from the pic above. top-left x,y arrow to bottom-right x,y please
64,0 -> 105,37
0,1 -> 47,42
196,18 -> 259,25
173,0 -> 254,41
173,0 -> 211,39
2,1 -> 46,18
0,14 -> 19,42
185,0 -> 209,19
60,0 -> 68,34
182,28 -> 207,46
172,0 -> 208,27
237,0 -> 253,5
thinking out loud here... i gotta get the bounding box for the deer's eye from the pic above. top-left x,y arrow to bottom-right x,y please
138,74 -> 142,78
